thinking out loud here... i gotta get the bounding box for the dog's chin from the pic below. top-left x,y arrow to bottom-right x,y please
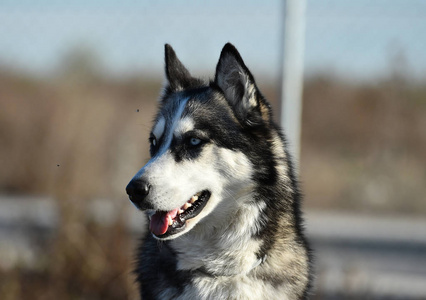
148,190 -> 211,240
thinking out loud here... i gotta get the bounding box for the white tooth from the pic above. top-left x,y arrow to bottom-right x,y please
183,202 -> 192,210
190,196 -> 198,203
168,216 -> 173,226
178,209 -> 184,214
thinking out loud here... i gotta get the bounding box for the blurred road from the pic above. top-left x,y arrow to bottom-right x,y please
1,196 -> 425,299
305,211 -> 426,299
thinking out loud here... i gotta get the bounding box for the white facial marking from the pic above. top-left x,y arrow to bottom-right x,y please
152,116 -> 165,141
159,97 -> 189,153
131,97 -> 189,185
174,117 -> 194,136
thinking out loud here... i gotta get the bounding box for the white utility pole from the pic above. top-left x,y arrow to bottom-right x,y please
281,0 -> 306,169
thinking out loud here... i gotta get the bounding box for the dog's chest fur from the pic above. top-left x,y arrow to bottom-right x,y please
137,231 -> 300,300
137,200 -> 309,300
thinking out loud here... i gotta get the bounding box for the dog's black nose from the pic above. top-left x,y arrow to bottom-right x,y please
126,179 -> 153,210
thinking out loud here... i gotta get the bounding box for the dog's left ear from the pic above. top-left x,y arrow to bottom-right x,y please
214,43 -> 268,126
164,44 -> 202,93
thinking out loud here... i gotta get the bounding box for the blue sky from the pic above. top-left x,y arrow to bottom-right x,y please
0,0 -> 425,81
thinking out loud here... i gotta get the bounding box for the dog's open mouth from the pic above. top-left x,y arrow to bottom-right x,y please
149,190 -> 211,238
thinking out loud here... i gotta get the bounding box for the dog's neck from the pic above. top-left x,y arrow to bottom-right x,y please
194,254 -> 267,278
169,234 -> 267,277
168,200 -> 267,277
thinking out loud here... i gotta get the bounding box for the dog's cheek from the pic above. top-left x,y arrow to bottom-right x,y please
214,148 -> 253,182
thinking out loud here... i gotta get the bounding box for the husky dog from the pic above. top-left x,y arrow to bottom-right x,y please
126,43 -> 312,299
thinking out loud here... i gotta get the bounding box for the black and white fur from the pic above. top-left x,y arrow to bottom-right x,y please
126,43 -> 312,299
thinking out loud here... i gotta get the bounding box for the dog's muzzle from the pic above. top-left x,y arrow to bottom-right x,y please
126,178 -> 154,210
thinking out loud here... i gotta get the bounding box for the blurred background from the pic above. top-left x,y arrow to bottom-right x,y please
0,0 -> 425,299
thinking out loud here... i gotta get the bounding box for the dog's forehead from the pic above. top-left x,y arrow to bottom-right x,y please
152,95 -> 196,139
175,116 -> 194,135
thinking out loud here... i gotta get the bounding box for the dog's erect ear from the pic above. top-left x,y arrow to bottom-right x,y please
214,43 -> 265,126
164,44 -> 201,93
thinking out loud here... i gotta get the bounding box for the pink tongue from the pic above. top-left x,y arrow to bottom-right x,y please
150,208 -> 179,236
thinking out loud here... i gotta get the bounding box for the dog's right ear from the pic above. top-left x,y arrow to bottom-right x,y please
164,44 -> 201,93
214,43 -> 267,127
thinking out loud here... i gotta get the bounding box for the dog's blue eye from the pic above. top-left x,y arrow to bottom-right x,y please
189,137 -> 201,146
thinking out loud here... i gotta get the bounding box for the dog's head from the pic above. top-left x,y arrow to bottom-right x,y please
126,43 -> 273,240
